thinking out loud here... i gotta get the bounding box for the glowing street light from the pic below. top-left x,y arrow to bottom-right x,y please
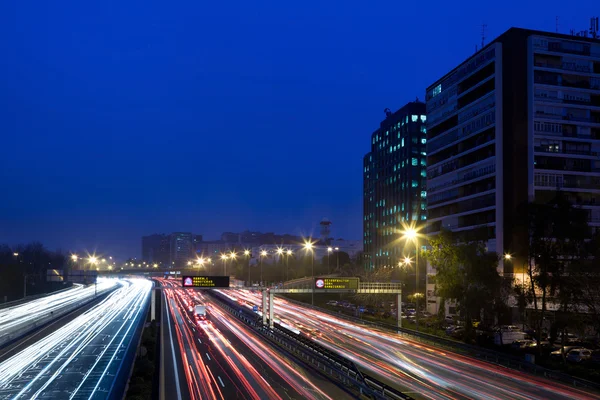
259,250 -> 268,284
153,263 -> 158,268
187,261 -> 192,266
13,252 -> 19,257
504,253 -> 512,261
400,222 -> 422,331
89,257 -> 98,265
304,240 -> 316,305
243,250 -> 250,256
71,254 -> 78,262
221,254 -> 229,276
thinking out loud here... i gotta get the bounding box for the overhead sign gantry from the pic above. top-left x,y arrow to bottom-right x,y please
182,276 -> 230,288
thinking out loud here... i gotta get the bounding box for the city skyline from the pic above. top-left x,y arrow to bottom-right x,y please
1,1 -> 598,258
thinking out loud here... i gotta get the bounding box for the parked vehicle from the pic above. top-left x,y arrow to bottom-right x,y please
326,300 -> 338,306
550,346 -> 579,361
494,326 -> 526,346
511,339 -> 537,350
566,348 -> 592,363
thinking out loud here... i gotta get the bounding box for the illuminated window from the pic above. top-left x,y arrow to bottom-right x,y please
412,180 -> 418,187
405,115 -> 409,123
433,84 -> 442,97
421,126 -> 427,133
412,158 -> 418,166
420,159 -> 426,166
401,138 -> 404,147
412,115 -> 418,122
421,138 -> 426,144
421,169 -> 427,177
420,115 -> 427,123
421,191 -> 427,198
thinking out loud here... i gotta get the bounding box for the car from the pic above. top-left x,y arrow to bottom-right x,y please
550,346 -> 579,360
511,339 -> 537,350
445,315 -> 455,323
326,300 -> 338,306
554,332 -> 578,344
566,348 -> 592,363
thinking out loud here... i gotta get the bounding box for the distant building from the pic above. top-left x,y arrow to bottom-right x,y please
141,234 -> 170,265
363,101 -> 427,269
170,232 -> 194,267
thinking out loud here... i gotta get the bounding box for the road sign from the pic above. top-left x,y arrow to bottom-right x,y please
314,277 -> 359,290
359,306 -> 365,313
252,305 -> 258,312
182,276 -> 230,288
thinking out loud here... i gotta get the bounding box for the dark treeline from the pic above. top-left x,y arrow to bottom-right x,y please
0,242 -> 69,302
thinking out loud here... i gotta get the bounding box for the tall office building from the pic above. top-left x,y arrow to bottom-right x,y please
363,101 -> 428,269
170,232 -> 194,267
425,27 -> 600,288
141,234 -> 170,265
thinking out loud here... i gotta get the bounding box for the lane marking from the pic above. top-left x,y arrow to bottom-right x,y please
197,338 -> 202,344
205,352 -> 211,360
166,298 -> 183,400
218,376 -> 225,388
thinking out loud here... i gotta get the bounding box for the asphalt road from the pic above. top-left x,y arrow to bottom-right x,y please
0,279 -> 151,400
158,278 -> 348,400
231,289 -> 600,400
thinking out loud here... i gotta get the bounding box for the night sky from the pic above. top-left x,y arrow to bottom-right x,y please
0,1 -> 597,258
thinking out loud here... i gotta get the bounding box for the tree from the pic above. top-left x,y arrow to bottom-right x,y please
523,192 -> 591,351
427,230 -> 505,340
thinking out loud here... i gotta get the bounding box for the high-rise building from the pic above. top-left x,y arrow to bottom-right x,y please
425,27 -> 600,294
141,234 -> 170,265
363,101 -> 428,269
170,232 -> 194,267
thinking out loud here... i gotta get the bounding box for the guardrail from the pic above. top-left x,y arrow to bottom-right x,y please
208,291 -> 413,400
280,297 -> 600,392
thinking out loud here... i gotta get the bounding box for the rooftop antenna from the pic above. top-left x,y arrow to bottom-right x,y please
590,16 -> 599,39
481,24 -> 487,48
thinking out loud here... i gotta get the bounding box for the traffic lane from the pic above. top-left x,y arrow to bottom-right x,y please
0,280 -> 149,400
278,299 -> 599,400
233,290 -> 597,400
207,307 -> 346,400
166,289 -> 240,399
201,292 -> 341,400
0,290 -> 112,363
161,291 -> 192,400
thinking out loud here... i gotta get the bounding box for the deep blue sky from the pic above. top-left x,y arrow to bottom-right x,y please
0,1 -> 597,258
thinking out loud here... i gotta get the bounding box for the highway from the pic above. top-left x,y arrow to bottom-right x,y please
0,280 -> 118,346
230,289 -> 600,400
158,278 -> 347,400
0,279 -> 151,400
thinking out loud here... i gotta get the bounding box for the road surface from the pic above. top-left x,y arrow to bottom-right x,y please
0,279 -> 151,400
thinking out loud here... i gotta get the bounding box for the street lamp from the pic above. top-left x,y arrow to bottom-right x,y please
220,254 -> 229,276
260,250 -> 268,285
285,249 -> 293,281
243,250 -> 251,284
276,248 -> 284,279
334,247 -> 340,272
327,247 -> 333,274
401,222 -> 421,331
304,241 -> 315,305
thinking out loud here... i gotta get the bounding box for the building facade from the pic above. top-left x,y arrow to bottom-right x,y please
170,232 -> 194,267
363,101 -> 428,269
141,234 -> 170,265
425,27 -> 600,312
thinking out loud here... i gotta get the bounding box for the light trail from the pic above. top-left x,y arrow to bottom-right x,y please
0,280 -> 118,344
158,278 -> 337,400
0,279 -> 151,400
232,289 -> 599,400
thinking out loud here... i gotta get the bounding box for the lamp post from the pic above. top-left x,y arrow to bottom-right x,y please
402,225 -> 420,331
260,250 -> 268,285
286,249 -> 293,281
229,251 -> 237,277
276,248 -> 284,281
304,241 -> 315,305
88,256 -> 98,296
327,247 -> 332,274
220,254 -> 228,276
335,247 -> 340,272
244,250 -> 251,285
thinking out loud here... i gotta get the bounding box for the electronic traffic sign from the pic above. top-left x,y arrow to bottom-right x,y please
182,276 -> 230,288
314,277 -> 359,290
